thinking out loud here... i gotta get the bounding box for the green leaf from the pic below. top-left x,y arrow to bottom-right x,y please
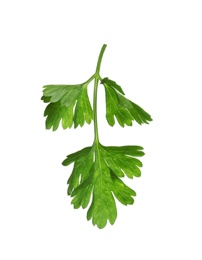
62,146 -> 94,195
110,171 -> 136,205
86,154 -> 117,228
103,81 -> 152,127
100,145 -> 144,178
62,142 -> 144,229
41,84 -> 93,130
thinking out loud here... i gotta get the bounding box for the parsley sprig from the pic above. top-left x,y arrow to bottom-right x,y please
42,44 -> 152,228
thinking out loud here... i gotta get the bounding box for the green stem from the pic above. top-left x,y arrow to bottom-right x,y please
93,44 -> 107,143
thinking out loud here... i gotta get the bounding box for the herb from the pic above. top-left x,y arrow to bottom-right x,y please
42,44 -> 152,228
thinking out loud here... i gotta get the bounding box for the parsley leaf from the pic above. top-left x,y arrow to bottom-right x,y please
101,78 -> 152,127
41,83 -> 93,130
42,44 -> 152,228
62,143 -> 144,229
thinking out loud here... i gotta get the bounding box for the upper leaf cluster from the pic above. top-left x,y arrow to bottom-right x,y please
42,76 -> 152,131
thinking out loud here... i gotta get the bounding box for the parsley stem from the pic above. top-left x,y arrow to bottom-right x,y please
93,44 -> 107,143
95,44 -> 107,74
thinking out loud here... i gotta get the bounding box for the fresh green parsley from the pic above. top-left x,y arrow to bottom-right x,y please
42,44 -> 152,229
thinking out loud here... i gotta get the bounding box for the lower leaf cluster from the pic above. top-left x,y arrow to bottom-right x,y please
62,143 -> 144,229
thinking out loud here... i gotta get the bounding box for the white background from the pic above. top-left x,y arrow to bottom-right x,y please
1,0 -> 202,259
